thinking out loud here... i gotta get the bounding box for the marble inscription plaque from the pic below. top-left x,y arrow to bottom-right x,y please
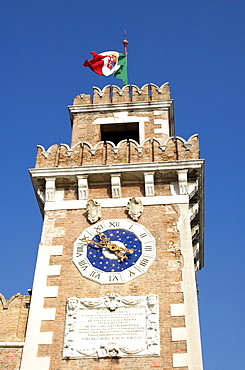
63,293 -> 160,358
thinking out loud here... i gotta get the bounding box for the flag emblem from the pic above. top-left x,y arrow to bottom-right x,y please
83,51 -> 128,85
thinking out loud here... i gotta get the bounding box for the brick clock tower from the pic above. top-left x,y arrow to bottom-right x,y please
20,83 -> 204,369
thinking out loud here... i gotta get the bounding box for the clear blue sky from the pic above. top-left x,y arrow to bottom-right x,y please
0,1 -> 244,368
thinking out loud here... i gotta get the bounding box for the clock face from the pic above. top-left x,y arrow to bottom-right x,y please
73,219 -> 156,284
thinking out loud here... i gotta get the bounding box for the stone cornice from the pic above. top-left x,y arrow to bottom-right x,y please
44,195 -> 190,211
29,159 -> 204,178
68,99 -> 173,115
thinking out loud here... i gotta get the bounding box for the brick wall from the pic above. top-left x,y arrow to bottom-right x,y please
34,202 -> 187,370
0,293 -> 30,342
0,293 -> 30,369
0,347 -> 23,370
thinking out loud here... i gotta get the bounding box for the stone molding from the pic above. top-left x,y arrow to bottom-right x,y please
31,158 -> 204,178
44,195 -> 189,211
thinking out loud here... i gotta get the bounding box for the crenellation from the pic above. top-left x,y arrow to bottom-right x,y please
151,82 -> 171,100
35,135 -> 199,168
111,84 -> 131,103
73,93 -> 92,105
0,293 -> 30,342
93,85 -> 111,104
71,83 -> 171,106
131,83 -> 150,102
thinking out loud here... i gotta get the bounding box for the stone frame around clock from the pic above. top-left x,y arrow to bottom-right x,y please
73,219 -> 156,284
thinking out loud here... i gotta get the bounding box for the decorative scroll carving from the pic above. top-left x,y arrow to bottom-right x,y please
63,294 -> 160,359
126,197 -> 143,220
86,199 -> 101,223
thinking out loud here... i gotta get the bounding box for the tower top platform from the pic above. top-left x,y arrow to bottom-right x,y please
68,83 -> 175,147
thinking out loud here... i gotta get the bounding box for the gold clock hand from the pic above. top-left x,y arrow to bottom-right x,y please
80,238 -> 134,262
98,233 -> 133,254
80,239 -> 108,248
108,242 -> 134,254
80,239 -> 122,253
115,251 -> 127,262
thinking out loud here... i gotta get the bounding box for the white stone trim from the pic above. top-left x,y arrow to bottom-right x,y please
37,332 -> 53,345
154,118 -> 169,135
44,195 -> 189,211
0,342 -> 25,347
47,264 -> 61,276
44,286 -> 59,298
171,203 -> 203,369
172,327 -> 187,341
20,245 -> 63,370
153,110 -> 164,116
41,308 -> 56,321
170,303 -> 185,317
173,353 -> 189,367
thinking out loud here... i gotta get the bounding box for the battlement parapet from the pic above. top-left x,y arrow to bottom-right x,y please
35,134 -> 199,168
0,293 -> 30,342
73,83 -> 170,105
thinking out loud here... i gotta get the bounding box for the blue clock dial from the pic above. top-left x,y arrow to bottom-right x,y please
86,229 -> 142,272
73,219 -> 156,284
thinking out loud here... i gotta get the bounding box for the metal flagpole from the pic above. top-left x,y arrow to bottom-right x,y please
123,31 -> 128,84
123,31 -> 128,55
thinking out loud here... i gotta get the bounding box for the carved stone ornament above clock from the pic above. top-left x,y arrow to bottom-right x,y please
126,197 -> 143,220
73,219 -> 156,284
86,199 -> 102,223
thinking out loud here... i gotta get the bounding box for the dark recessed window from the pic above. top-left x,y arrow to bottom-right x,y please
101,122 -> 139,145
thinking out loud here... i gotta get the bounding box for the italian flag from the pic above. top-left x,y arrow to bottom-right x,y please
83,51 -> 128,85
